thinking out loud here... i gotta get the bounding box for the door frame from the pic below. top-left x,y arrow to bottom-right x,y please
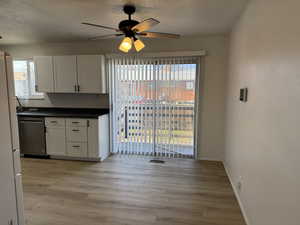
193,57 -> 205,160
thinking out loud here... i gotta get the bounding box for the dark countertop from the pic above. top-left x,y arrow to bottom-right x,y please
17,107 -> 109,119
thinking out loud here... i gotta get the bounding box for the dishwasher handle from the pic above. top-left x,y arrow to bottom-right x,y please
19,120 -> 44,123
18,116 -> 44,122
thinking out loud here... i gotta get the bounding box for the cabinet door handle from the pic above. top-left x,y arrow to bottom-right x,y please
72,145 -> 80,148
78,85 -> 80,92
74,85 -> 77,92
72,121 -> 79,124
50,121 -> 57,123
35,85 -> 38,92
72,129 -> 79,132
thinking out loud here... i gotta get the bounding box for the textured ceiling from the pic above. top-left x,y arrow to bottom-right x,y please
0,0 -> 248,45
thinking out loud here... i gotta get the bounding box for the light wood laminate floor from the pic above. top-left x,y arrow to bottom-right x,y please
21,155 -> 246,225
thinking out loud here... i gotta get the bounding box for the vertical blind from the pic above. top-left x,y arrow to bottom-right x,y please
108,56 -> 199,158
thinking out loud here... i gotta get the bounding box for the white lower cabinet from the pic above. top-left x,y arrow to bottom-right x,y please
67,142 -> 88,157
45,117 -> 105,161
45,118 -> 66,156
66,126 -> 88,142
87,119 -> 99,158
66,118 -> 88,158
46,128 -> 66,156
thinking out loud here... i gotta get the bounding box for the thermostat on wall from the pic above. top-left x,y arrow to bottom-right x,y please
239,88 -> 248,102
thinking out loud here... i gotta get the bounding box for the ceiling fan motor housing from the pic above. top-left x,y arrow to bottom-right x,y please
118,20 -> 139,37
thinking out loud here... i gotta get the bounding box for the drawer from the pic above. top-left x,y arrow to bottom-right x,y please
45,117 -> 65,127
67,142 -> 87,157
66,118 -> 88,127
66,126 -> 87,142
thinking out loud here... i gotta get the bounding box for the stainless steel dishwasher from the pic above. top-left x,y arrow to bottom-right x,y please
18,116 -> 47,156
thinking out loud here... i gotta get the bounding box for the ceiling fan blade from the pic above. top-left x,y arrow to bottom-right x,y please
131,18 -> 160,32
82,22 -> 120,32
89,34 -> 124,40
138,32 -> 180,39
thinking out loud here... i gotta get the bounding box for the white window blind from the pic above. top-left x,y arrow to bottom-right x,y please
109,56 -> 199,158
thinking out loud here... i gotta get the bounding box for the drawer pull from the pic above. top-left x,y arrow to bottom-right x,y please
72,122 -> 80,124
72,129 -> 79,132
72,145 -> 80,148
50,121 -> 57,123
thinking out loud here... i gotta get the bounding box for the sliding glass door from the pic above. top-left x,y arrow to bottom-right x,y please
109,56 -> 199,158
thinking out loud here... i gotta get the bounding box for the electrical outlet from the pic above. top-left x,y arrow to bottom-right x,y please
239,88 -> 248,102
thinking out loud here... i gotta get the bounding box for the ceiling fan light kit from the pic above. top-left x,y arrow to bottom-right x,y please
119,37 -> 132,52
134,38 -> 145,52
118,37 -> 145,53
82,4 -> 180,53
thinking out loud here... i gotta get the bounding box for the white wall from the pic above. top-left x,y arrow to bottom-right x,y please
225,0 -> 300,224
1,35 -> 228,161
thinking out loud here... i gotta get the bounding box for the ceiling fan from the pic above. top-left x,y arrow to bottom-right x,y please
82,4 -> 180,53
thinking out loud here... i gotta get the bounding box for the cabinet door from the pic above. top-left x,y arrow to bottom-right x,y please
46,127 -> 66,156
34,56 -> 54,92
54,56 -> 77,93
87,119 -> 99,158
77,55 -> 106,94
99,115 -> 109,160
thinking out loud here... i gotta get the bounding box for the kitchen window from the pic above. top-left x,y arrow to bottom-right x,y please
13,59 -> 44,99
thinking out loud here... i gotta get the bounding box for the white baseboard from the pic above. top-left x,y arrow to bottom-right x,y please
223,163 -> 251,225
50,155 -> 101,162
198,157 -> 222,162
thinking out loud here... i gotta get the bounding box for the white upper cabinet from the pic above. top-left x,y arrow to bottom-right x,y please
34,56 -> 54,92
77,55 -> 106,94
54,56 -> 77,93
33,55 -> 107,94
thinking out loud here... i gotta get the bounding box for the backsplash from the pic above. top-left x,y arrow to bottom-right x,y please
18,93 -> 109,109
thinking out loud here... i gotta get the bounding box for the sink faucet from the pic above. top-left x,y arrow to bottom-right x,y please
16,96 -> 24,112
